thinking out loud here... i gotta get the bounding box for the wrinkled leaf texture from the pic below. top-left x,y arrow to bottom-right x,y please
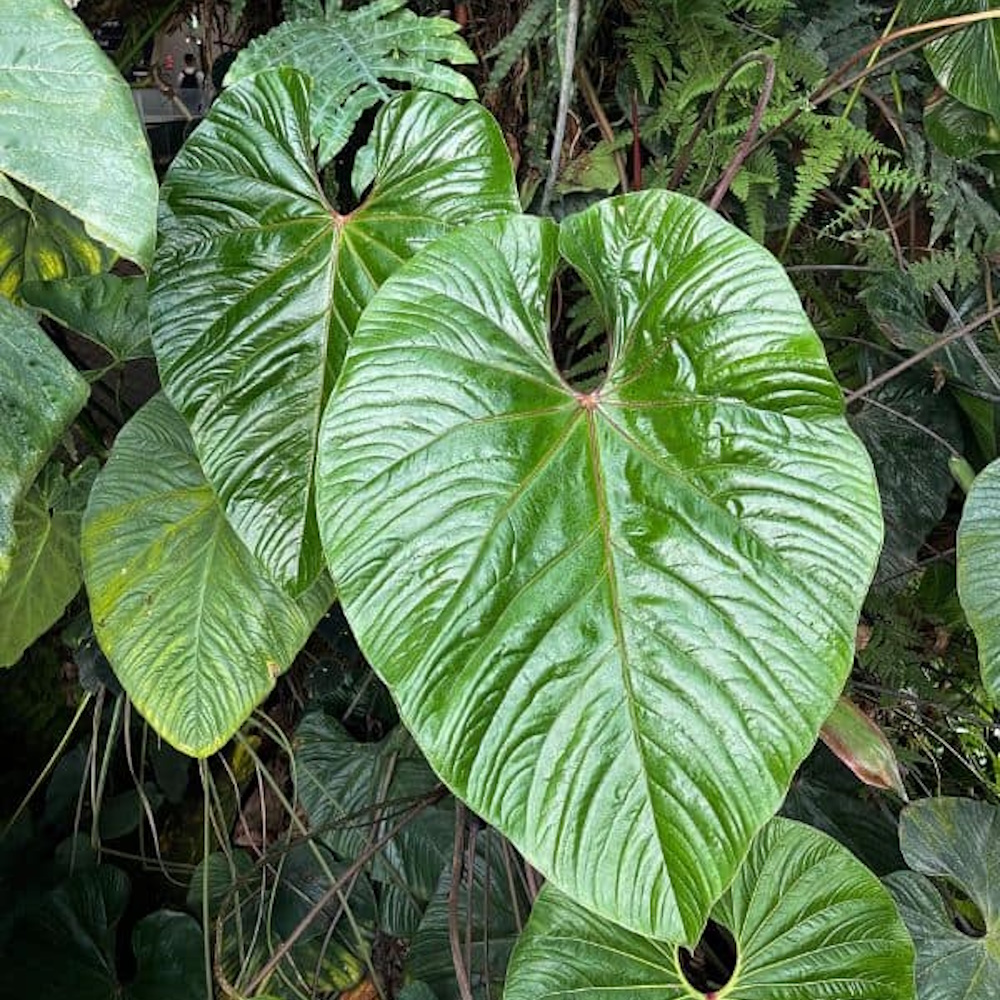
0,298 -> 88,589
957,457 -> 1000,701
82,395 -> 335,756
317,193 -> 883,942
907,0 -> 1000,118
151,70 -> 519,592
0,0 -> 157,267
0,460 -> 96,667
505,818 -> 914,1000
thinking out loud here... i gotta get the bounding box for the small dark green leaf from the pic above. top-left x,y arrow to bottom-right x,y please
1,866 -> 205,1000
408,827 -> 531,1000
0,189 -> 114,303
0,460 -> 96,667
505,818 -> 915,1000
886,797 -> 1000,1000
850,376 -> 962,586
296,710 -> 453,935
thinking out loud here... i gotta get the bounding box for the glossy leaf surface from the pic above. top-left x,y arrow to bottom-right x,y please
0,0 -> 157,267
0,189 -> 114,303
505,817 -> 914,1000
926,92 -> 1000,159
22,274 -> 152,362
318,193 -> 883,941
227,0 -> 476,165
151,71 -> 518,591
886,797 -> 1000,1000
296,710 -> 453,936
0,460 -> 95,667
81,395 -> 335,757
957,457 -> 1000,700
0,299 -> 88,588
907,1 -> 1000,117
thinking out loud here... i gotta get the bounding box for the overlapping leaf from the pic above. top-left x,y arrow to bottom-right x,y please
81,395 -> 335,756
2,866 -> 205,999
0,0 -> 157,267
907,1 -> 1000,117
407,826 -> 531,1000
296,711 -> 453,935
957,458 -> 1000,700
150,70 -> 518,591
886,797 -> 1000,1000
226,0 -> 477,165
317,193 -> 883,941
0,299 -> 88,589
0,460 -> 95,667
22,274 -> 152,363
850,376 -> 963,585
505,818 -> 914,1000
0,189 -> 114,303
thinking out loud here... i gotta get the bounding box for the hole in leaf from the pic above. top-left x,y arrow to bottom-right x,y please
678,919 -> 738,995
550,268 -> 610,392
945,884 -> 987,938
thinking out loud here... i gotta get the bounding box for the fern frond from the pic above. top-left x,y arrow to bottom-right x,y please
486,0 -> 552,90
229,0 -> 477,165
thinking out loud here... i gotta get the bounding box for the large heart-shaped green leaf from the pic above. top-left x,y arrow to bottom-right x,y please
505,817 -> 914,1000
296,710 -> 453,936
0,298 -> 88,588
317,193 -> 883,942
150,70 -> 518,592
81,395 -> 335,756
957,458 -> 1000,701
0,189 -> 115,303
0,460 -> 96,667
907,1 -> 1000,117
0,0 -> 157,268
227,0 -> 477,166
886,797 -> 1000,1000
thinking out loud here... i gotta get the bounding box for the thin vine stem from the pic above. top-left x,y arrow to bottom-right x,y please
844,305 -> 1000,403
709,53 -> 776,210
749,11 -> 1000,157
448,802 -> 475,1000
242,785 -> 447,995
668,51 -> 773,192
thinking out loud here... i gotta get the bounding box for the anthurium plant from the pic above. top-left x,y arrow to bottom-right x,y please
14,1 -> 1000,998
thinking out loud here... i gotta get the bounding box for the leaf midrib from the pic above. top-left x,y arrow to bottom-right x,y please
584,406 -> 681,936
